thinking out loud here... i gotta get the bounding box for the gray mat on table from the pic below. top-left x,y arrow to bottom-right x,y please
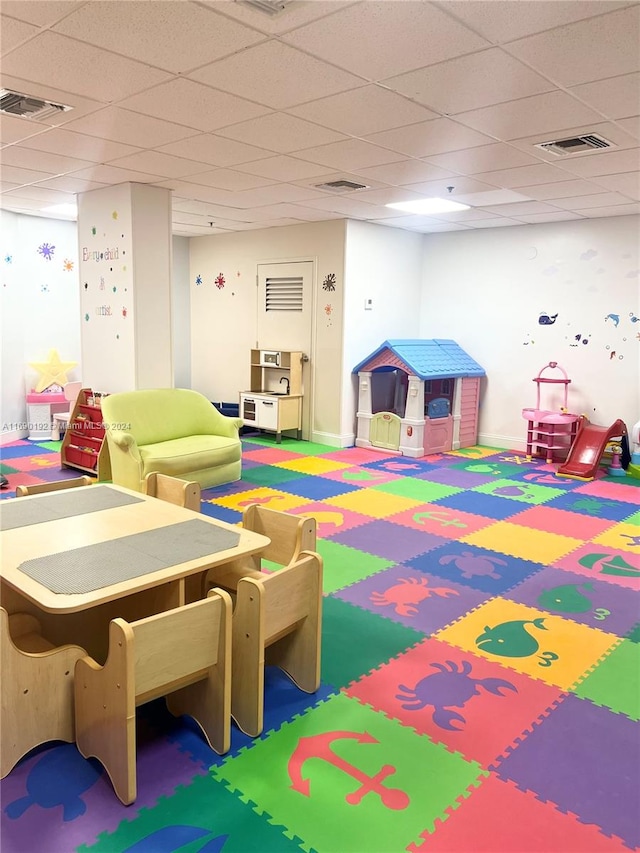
18,519 -> 241,594
1,485 -> 143,531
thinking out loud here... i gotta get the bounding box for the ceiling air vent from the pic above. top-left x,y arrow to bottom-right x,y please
0,89 -> 72,122
315,179 -> 370,192
535,133 -> 614,156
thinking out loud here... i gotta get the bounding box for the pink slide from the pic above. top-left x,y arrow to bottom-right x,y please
557,418 -> 627,480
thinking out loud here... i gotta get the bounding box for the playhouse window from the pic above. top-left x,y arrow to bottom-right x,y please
370,368 -> 408,417
425,380 -> 432,393
441,379 -> 451,395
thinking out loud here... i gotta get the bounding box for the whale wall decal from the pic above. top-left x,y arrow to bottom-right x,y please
538,312 -> 558,325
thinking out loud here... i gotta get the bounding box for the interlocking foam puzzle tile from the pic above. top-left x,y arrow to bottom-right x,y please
496,693 -> 640,850
512,504 -> 616,539
320,446 -> 389,464
462,520 -> 583,564
519,467 -> 587,488
5,453 -> 62,472
391,503 -> 495,538
240,465 -> 314,487
209,486 -> 313,513
544,490 -> 638,520
273,456 -> 354,475
318,464 -> 402,485
328,518 -> 446,563
241,446 -> 306,464
372,477 -> 463,503
79,773 -> 307,853
435,597 -> 619,689
346,636 -> 562,769
624,509 -> 640,526
407,541 -> 544,595
242,437 -> 334,455
412,466 -> 499,488
0,471 -> 51,493
202,478 -> 259,499
213,692 -> 486,853
626,622 -> 640,642
268,474 -> 360,501
0,441 -> 53,459
334,565 -> 487,634
286,501 -> 372,536
316,539 -> 394,594
592,522 -> 640,552
444,446 -> 502,460
434,489 -> 528,520
505,565 -> 639,637
200,501 -> 241,524
324,487 -> 426,519
572,639 -> 639,720
321,596 -> 424,690
554,543 -> 640,591
0,731 -> 204,853
359,457 -> 443,475
413,773 -> 629,852
470,478 -> 565,505
573,478 -> 640,503
451,461 -> 541,481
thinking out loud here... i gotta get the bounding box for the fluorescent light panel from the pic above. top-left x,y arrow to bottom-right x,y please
386,198 -> 470,214
40,203 -> 78,217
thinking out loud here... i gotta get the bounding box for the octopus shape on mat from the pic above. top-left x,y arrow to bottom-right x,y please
396,660 -> 517,730
370,577 -> 458,616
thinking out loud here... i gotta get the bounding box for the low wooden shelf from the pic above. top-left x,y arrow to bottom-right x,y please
61,389 -> 111,480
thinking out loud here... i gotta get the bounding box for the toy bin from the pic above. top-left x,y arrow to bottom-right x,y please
64,435 -> 102,470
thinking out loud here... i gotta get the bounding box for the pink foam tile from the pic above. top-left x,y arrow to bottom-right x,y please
391,504 -> 495,537
419,773 -> 628,852
1,471 -> 49,491
319,465 -> 402,486
347,636 -> 562,769
6,454 -> 63,472
513,506 -> 616,540
573,479 -> 640,504
320,447 -> 391,464
287,501 -> 372,537
241,447 -> 306,464
554,543 -> 640,591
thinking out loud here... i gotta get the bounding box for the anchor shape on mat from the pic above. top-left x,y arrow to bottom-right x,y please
288,731 -> 409,810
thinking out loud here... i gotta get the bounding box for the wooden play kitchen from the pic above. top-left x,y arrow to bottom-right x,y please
240,349 -> 303,442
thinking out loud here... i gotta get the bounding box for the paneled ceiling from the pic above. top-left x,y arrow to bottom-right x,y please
1,0 -> 639,236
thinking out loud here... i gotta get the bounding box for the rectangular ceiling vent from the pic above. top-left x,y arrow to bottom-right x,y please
239,0 -> 292,15
0,89 -> 72,122
315,179 -> 370,193
535,133 -> 614,156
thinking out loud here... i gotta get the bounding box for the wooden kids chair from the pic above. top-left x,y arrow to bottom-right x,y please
232,550 -> 322,736
74,589 -> 232,805
1,607 -> 86,778
203,504 -> 316,594
15,476 -> 93,496
144,472 -> 201,512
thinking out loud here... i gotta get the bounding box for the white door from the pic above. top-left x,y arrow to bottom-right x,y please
257,261 -> 314,440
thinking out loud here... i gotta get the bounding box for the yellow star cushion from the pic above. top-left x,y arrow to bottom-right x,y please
29,349 -> 78,393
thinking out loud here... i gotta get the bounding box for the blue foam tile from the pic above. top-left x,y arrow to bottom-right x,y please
271,476 -> 359,501
200,502 -> 241,524
434,490 -> 525,520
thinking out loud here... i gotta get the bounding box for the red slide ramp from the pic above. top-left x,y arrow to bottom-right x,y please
557,418 -> 627,481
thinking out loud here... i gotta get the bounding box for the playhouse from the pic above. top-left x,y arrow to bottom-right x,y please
353,339 -> 485,457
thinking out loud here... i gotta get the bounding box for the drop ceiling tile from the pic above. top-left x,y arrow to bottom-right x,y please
509,211 -> 587,223
482,200 -> 563,216
171,168 -> 276,192
0,32 -> 173,102
430,207 -> 511,222
455,91 -> 603,141
590,171 -> 640,199
34,175 -> 107,193
441,0 -> 631,44
160,182 -> 246,209
0,195 -> 48,211
267,204 -> 344,221
425,143 -> 541,174
118,79 -> 271,134
367,118 -> 494,158
287,85 -> 438,136
1,1 -> 83,27
216,113 -> 346,154
349,187 -> 427,206
378,214 -> 468,230
616,117 -> 640,139
411,222 -> 472,232
402,177 -> 502,197
296,194 -> 387,218
65,164 -> 165,184
233,156 -> 333,182
516,179 -> 610,200
507,6 -> 640,87
294,138 -> 405,171
556,148 -> 640,177
53,1 -> 265,74
0,182 -> 20,193
577,204 -> 640,217
107,151 -> 216,180
62,106 -> 198,148
190,41 -> 363,110
0,74 -> 106,126
0,114 -> 51,146
384,48 -> 555,115
0,146 -> 93,175
354,160 -> 457,186
453,189 -> 533,206
476,163 -> 583,188
466,218 -> 525,228
19,128 -> 141,162
3,184 -> 75,203
1,163 -> 56,184
1,14 -> 39,52
552,191 -> 632,210
281,2 -> 490,80
156,135 -> 273,168
200,0 -> 354,35
171,197 -> 255,222
215,183 -> 327,209
569,73 -> 640,121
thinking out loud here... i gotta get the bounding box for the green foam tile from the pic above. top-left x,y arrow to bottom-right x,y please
316,539 -> 394,594
241,465 -> 308,486
471,478 -> 564,505
372,478 -> 461,502
573,639 -> 640,720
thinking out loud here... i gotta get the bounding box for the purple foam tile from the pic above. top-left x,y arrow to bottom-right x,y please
33,467 -> 88,484
0,735 -> 203,852
496,693 -> 640,849
329,519 -> 444,562
334,564 -> 489,633
505,566 -> 639,637
415,467 -> 498,488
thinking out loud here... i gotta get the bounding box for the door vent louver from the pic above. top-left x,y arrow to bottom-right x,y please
0,89 -> 72,121
265,276 -> 304,312
315,179 -> 370,192
535,133 -> 614,156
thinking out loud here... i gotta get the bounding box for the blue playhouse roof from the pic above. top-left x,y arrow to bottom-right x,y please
352,339 -> 485,380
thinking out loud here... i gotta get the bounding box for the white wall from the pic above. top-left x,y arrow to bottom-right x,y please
1,211 -> 81,443
172,235 -> 191,389
419,216 -> 640,450
189,220 -> 346,441
342,220 -> 424,441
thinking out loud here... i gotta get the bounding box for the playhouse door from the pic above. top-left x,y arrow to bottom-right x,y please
425,416 -> 453,454
370,412 -> 401,450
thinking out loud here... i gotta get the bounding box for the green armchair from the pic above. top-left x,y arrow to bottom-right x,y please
101,389 -> 243,492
